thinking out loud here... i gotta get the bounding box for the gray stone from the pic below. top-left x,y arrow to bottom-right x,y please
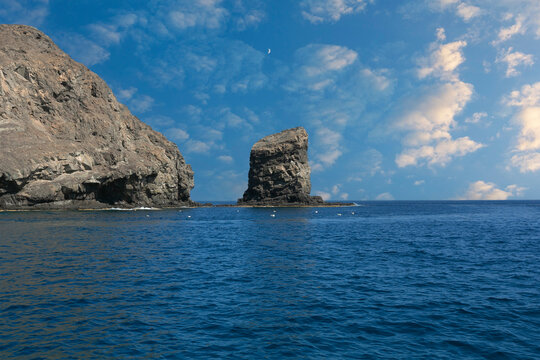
0,24 -> 194,209
239,127 -> 324,205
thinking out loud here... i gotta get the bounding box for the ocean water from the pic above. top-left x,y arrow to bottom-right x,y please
0,201 -> 539,359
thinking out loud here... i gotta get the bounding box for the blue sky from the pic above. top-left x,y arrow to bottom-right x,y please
2,0 -> 540,201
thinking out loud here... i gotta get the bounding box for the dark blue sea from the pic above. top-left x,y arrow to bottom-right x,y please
1,201 -> 539,359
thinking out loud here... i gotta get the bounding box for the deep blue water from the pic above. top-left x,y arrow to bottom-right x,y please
0,201 -> 539,359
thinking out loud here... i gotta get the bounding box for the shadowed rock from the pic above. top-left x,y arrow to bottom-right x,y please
238,127 -> 324,206
0,24 -> 194,209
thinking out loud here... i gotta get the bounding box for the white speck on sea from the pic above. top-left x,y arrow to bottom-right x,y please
270,214 -> 276,217
351,212 -> 355,215
187,215 -> 191,219
315,210 -> 318,214
337,213 -> 342,216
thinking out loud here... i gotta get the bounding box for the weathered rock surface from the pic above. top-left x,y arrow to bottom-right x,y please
0,24 -> 194,209
239,127 -> 324,205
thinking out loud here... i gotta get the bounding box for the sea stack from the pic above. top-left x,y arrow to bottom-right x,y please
239,127 -> 324,206
0,25 -> 194,209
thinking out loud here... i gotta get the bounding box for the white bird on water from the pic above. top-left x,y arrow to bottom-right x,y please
270,214 -> 276,218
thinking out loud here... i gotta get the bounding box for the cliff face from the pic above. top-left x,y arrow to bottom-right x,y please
239,127 -> 323,205
0,25 -> 194,209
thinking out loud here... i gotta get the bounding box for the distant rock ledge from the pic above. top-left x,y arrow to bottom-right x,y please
238,127 -> 329,206
0,24 -> 194,210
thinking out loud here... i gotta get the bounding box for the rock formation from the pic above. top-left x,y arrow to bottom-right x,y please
239,127 -> 324,205
0,25 -> 194,209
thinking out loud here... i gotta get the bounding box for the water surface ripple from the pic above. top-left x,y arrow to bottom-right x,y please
1,201 -> 539,359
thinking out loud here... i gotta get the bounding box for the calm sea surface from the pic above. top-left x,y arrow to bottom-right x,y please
0,201 -> 539,359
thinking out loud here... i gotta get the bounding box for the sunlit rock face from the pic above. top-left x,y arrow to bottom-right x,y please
0,25 -> 194,209
239,127 -> 323,205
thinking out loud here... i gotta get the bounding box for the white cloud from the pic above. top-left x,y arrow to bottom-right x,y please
459,181 -> 524,200
396,137 -> 483,168
505,82 -> 540,107
340,193 -> 349,200
168,0 -> 229,30
130,95 -> 155,113
57,33 -> 110,66
395,81 -> 483,167
496,47 -> 534,77
414,180 -> 425,186
511,152 -> 540,172
286,44 -> 393,173
89,13 -> 138,45
168,128 -> 190,142
117,87 -> 138,101
313,127 -> 343,170
417,37 -> 467,80
465,112 -> 488,124
300,0 -> 370,24
218,155 -> 234,163
493,16 -> 525,44
396,31 -> 482,168
0,0 -> 49,26
456,3 -> 481,21
505,82 -> 540,172
427,0 -> 481,22
185,140 -> 211,153
375,192 -> 394,200
315,191 -> 331,201
513,107 -> 540,152
286,44 -> 358,92
436,27 -> 447,41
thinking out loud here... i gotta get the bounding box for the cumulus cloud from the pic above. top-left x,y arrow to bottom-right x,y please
493,15 -> 525,44
0,0 -> 49,26
456,3 -> 481,21
427,0 -> 481,22
395,81 -> 483,167
496,47 -> 534,77
458,181 -> 524,200
417,39 -> 468,81
300,0 -> 370,24
465,112 -> 488,124
504,82 -> 540,172
395,30 -> 482,168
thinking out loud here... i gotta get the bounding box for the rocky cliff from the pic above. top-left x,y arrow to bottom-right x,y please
239,127 -> 323,205
0,24 -> 194,209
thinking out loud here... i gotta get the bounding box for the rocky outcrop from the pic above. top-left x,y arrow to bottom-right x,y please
0,24 -> 194,209
238,127 -> 324,205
